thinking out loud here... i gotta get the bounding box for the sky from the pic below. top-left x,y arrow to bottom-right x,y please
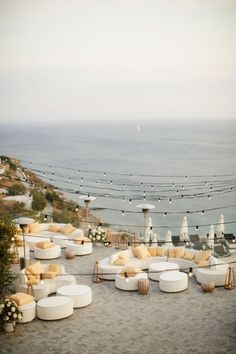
0,0 -> 236,122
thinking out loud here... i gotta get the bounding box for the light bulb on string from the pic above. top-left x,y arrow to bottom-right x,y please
30,162 -> 32,167
143,196 -> 146,201
158,198 -> 161,203
44,215 -> 48,221
81,177 -> 83,182
163,212 -> 167,217
188,267 -> 193,277
110,180 -> 113,185
182,185 -> 184,190
196,225 -> 199,231
201,210 -> 205,215
176,190 -> 179,195
185,176 -> 188,181
124,272 -> 129,283
75,206 -> 79,212
169,198 -> 172,204
205,181 -> 207,186
151,185 -> 154,190
129,199 -> 132,205
141,182 -> 143,187
172,183 -> 175,188
104,172 -> 106,177
80,184 -> 83,190
208,195 -> 211,200
122,210 -> 125,216
122,196 -> 125,202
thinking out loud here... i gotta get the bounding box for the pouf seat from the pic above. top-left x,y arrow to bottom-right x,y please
56,284 -> 92,308
52,234 -> 69,248
18,301 -> 36,323
66,241 -> 92,256
25,236 -> 51,251
149,262 -> 179,281
34,244 -> 61,259
159,271 -> 188,293
37,296 -> 73,320
115,272 -> 148,291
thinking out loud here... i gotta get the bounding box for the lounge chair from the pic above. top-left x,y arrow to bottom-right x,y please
224,233 -> 236,249
189,234 -> 210,251
213,244 -> 231,258
171,236 -> 185,247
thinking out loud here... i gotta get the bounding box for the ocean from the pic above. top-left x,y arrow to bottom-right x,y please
0,119 -> 236,237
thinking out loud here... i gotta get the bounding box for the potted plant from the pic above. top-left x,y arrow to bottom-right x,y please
88,225 -> 106,245
0,298 -> 22,332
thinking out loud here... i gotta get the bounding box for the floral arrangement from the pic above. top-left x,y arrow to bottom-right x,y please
0,298 -> 22,324
88,226 -> 106,243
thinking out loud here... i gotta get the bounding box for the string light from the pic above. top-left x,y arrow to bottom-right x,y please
122,210 -> 125,216
169,198 -> 172,204
124,272 -> 129,283
188,267 -> 193,277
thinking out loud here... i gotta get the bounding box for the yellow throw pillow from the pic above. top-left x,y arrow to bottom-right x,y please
60,224 -> 76,235
132,244 -> 150,259
29,222 -> 41,233
25,270 -> 40,285
43,271 -> 57,279
183,252 -> 194,261
198,260 -> 210,268
120,266 -> 141,277
26,261 -> 44,275
194,250 -> 211,264
48,224 -> 61,232
48,263 -> 60,274
168,248 -> 175,258
156,247 -> 165,257
10,293 -> 35,306
114,257 -> 127,266
147,247 -> 157,257
36,241 -> 56,249
175,248 -> 185,258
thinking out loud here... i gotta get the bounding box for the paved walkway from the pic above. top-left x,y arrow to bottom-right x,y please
1,246 -> 236,354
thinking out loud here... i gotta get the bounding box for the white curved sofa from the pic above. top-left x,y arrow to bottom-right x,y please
16,263 -> 76,301
24,223 -> 84,246
99,248 -> 229,286
66,241 -> 93,256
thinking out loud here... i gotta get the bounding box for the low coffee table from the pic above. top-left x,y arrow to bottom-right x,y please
56,284 -> 92,308
148,262 -> 179,281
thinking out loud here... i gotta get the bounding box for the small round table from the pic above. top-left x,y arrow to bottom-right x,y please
148,262 -> 179,281
159,271 -> 188,293
37,296 -> 74,320
56,284 -> 92,308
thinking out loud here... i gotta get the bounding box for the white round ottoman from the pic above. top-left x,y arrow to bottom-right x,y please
56,284 -> 92,308
34,244 -> 61,259
149,262 -> 179,281
37,296 -> 73,320
115,272 -> 148,291
52,234 -> 69,248
159,271 -> 188,293
25,236 -> 51,251
66,241 -> 92,256
18,301 -> 36,323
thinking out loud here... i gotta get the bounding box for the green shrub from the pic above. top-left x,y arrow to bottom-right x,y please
32,190 -> 47,211
0,221 -> 17,297
7,182 -> 26,196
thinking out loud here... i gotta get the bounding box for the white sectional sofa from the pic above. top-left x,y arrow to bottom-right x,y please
99,247 -> 229,286
22,223 -> 84,250
16,263 -> 76,301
